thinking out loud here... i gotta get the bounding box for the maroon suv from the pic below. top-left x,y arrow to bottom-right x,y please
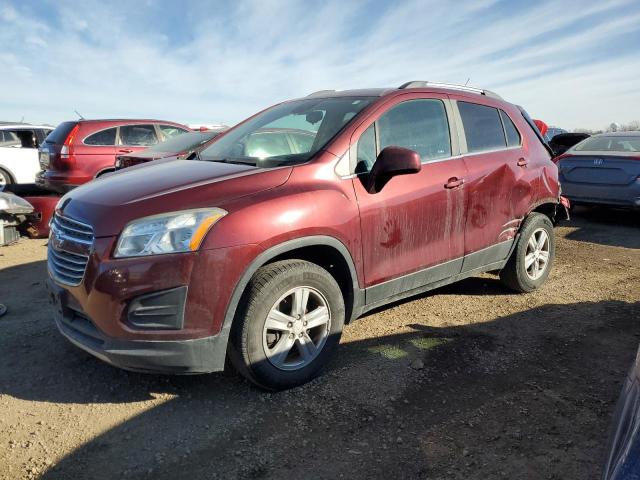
37,119 -> 190,193
47,82 -> 565,390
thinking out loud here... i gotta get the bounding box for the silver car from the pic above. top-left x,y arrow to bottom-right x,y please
556,132 -> 640,209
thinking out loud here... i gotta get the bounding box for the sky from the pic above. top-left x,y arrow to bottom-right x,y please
1,0 -> 639,131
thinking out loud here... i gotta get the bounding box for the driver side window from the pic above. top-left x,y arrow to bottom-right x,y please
354,99 -> 452,173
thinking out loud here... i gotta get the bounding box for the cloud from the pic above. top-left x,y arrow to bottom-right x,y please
0,0 -> 639,130
0,3 -> 17,21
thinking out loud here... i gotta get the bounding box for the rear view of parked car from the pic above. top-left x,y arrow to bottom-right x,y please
555,132 -> 640,209
37,119 -> 190,193
0,124 -> 53,187
545,127 -> 567,142
549,132 -> 590,157
47,81 -> 565,391
115,129 -> 225,170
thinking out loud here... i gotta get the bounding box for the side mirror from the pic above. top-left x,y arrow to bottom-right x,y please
366,146 -> 421,193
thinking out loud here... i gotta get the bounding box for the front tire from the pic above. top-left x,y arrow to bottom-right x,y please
500,212 -> 555,293
228,260 -> 345,391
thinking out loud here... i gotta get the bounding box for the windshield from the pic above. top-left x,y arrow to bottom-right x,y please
144,130 -> 221,153
199,97 -> 375,167
574,135 -> 640,153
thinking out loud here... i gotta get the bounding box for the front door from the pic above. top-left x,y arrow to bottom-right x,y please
350,96 -> 467,303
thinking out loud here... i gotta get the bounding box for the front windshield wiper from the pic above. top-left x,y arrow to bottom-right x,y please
201,157 -> 257,166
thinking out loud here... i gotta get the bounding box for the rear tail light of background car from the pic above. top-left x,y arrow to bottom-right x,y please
552,153 -> 569,165
54,124 -> 81,170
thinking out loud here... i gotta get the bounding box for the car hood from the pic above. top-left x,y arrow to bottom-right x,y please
61,159 -> 292,237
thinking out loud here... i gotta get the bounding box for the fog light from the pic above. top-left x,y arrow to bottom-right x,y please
127,286 -> 187,330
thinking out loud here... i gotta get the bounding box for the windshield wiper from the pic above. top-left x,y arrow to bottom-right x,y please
202,157 -> 257,166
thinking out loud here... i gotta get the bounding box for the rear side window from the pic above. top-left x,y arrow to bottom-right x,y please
160,125 -> 188,139
500,110 -> 521,147
45,121 -> 78,144
377,99 -> 451,162
0,131 -> 21,147
119,125 -> 159,146
458,102 -> 506,153
84,127 -> 117,145
11,129 -> 38,148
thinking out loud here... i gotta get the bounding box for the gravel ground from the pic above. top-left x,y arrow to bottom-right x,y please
0,206 -> 638,480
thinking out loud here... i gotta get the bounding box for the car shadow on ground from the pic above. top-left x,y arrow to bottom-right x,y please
564,206 -> 640,249
0,278 -> 637,479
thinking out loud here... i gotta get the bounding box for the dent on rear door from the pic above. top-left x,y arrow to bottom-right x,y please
463,149 -> 529,254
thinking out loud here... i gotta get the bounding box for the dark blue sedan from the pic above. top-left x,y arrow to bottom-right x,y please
556,132 -> 640,209
603,344 -> 640,479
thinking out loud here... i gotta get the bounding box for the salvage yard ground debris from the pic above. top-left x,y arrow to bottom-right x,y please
0,207 -> 639,479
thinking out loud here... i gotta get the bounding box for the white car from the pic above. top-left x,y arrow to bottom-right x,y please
0,124 -> 54,187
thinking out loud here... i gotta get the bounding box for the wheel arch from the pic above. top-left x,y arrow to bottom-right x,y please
94,167 -> 116,178
529,198 -> 564,225
225,236 -> 363,332
217,236 -> 363,369
0,165 -> 16,184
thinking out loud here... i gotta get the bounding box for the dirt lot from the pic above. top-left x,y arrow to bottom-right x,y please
0,207 -> 638,480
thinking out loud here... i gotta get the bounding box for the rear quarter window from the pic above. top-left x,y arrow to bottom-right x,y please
458,102 -> 506,153
84,127 -> 117,145
45,121 -> 78,144
500,110 -> 521,147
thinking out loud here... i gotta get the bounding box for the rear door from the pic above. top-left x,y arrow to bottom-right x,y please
351,95 -> 467,301
76,126 -> 118,177
456,101 -> 526,268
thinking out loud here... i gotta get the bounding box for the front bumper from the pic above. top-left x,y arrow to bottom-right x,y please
46,237 -> 258,374
48,279 -> 229,373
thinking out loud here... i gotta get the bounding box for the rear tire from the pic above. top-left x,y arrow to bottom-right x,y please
500,213 -> 555,293
228,260 -> 345,391
0,168 -> 14,190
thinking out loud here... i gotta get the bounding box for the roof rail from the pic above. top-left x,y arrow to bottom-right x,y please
398,81 -> 503,100
307,89 -> 336,98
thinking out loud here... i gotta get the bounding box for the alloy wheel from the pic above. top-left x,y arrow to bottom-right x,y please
262,286 -> 331,371
524,228 -> 550,280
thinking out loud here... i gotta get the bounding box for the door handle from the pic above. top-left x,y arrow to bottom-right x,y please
517,157 -> 528,167
118,149 -> 133,153
444,177 -> 464,189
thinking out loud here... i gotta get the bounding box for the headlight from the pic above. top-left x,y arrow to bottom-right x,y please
114,208 -> 227,258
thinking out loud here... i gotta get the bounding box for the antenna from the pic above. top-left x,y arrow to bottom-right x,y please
464,78 -> 470,86
74,109 -> 85,120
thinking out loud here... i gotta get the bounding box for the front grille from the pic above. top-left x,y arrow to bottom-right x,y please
48,213 -> 94,286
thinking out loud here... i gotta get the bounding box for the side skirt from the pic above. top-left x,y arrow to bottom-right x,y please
360,238 -> 517,316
